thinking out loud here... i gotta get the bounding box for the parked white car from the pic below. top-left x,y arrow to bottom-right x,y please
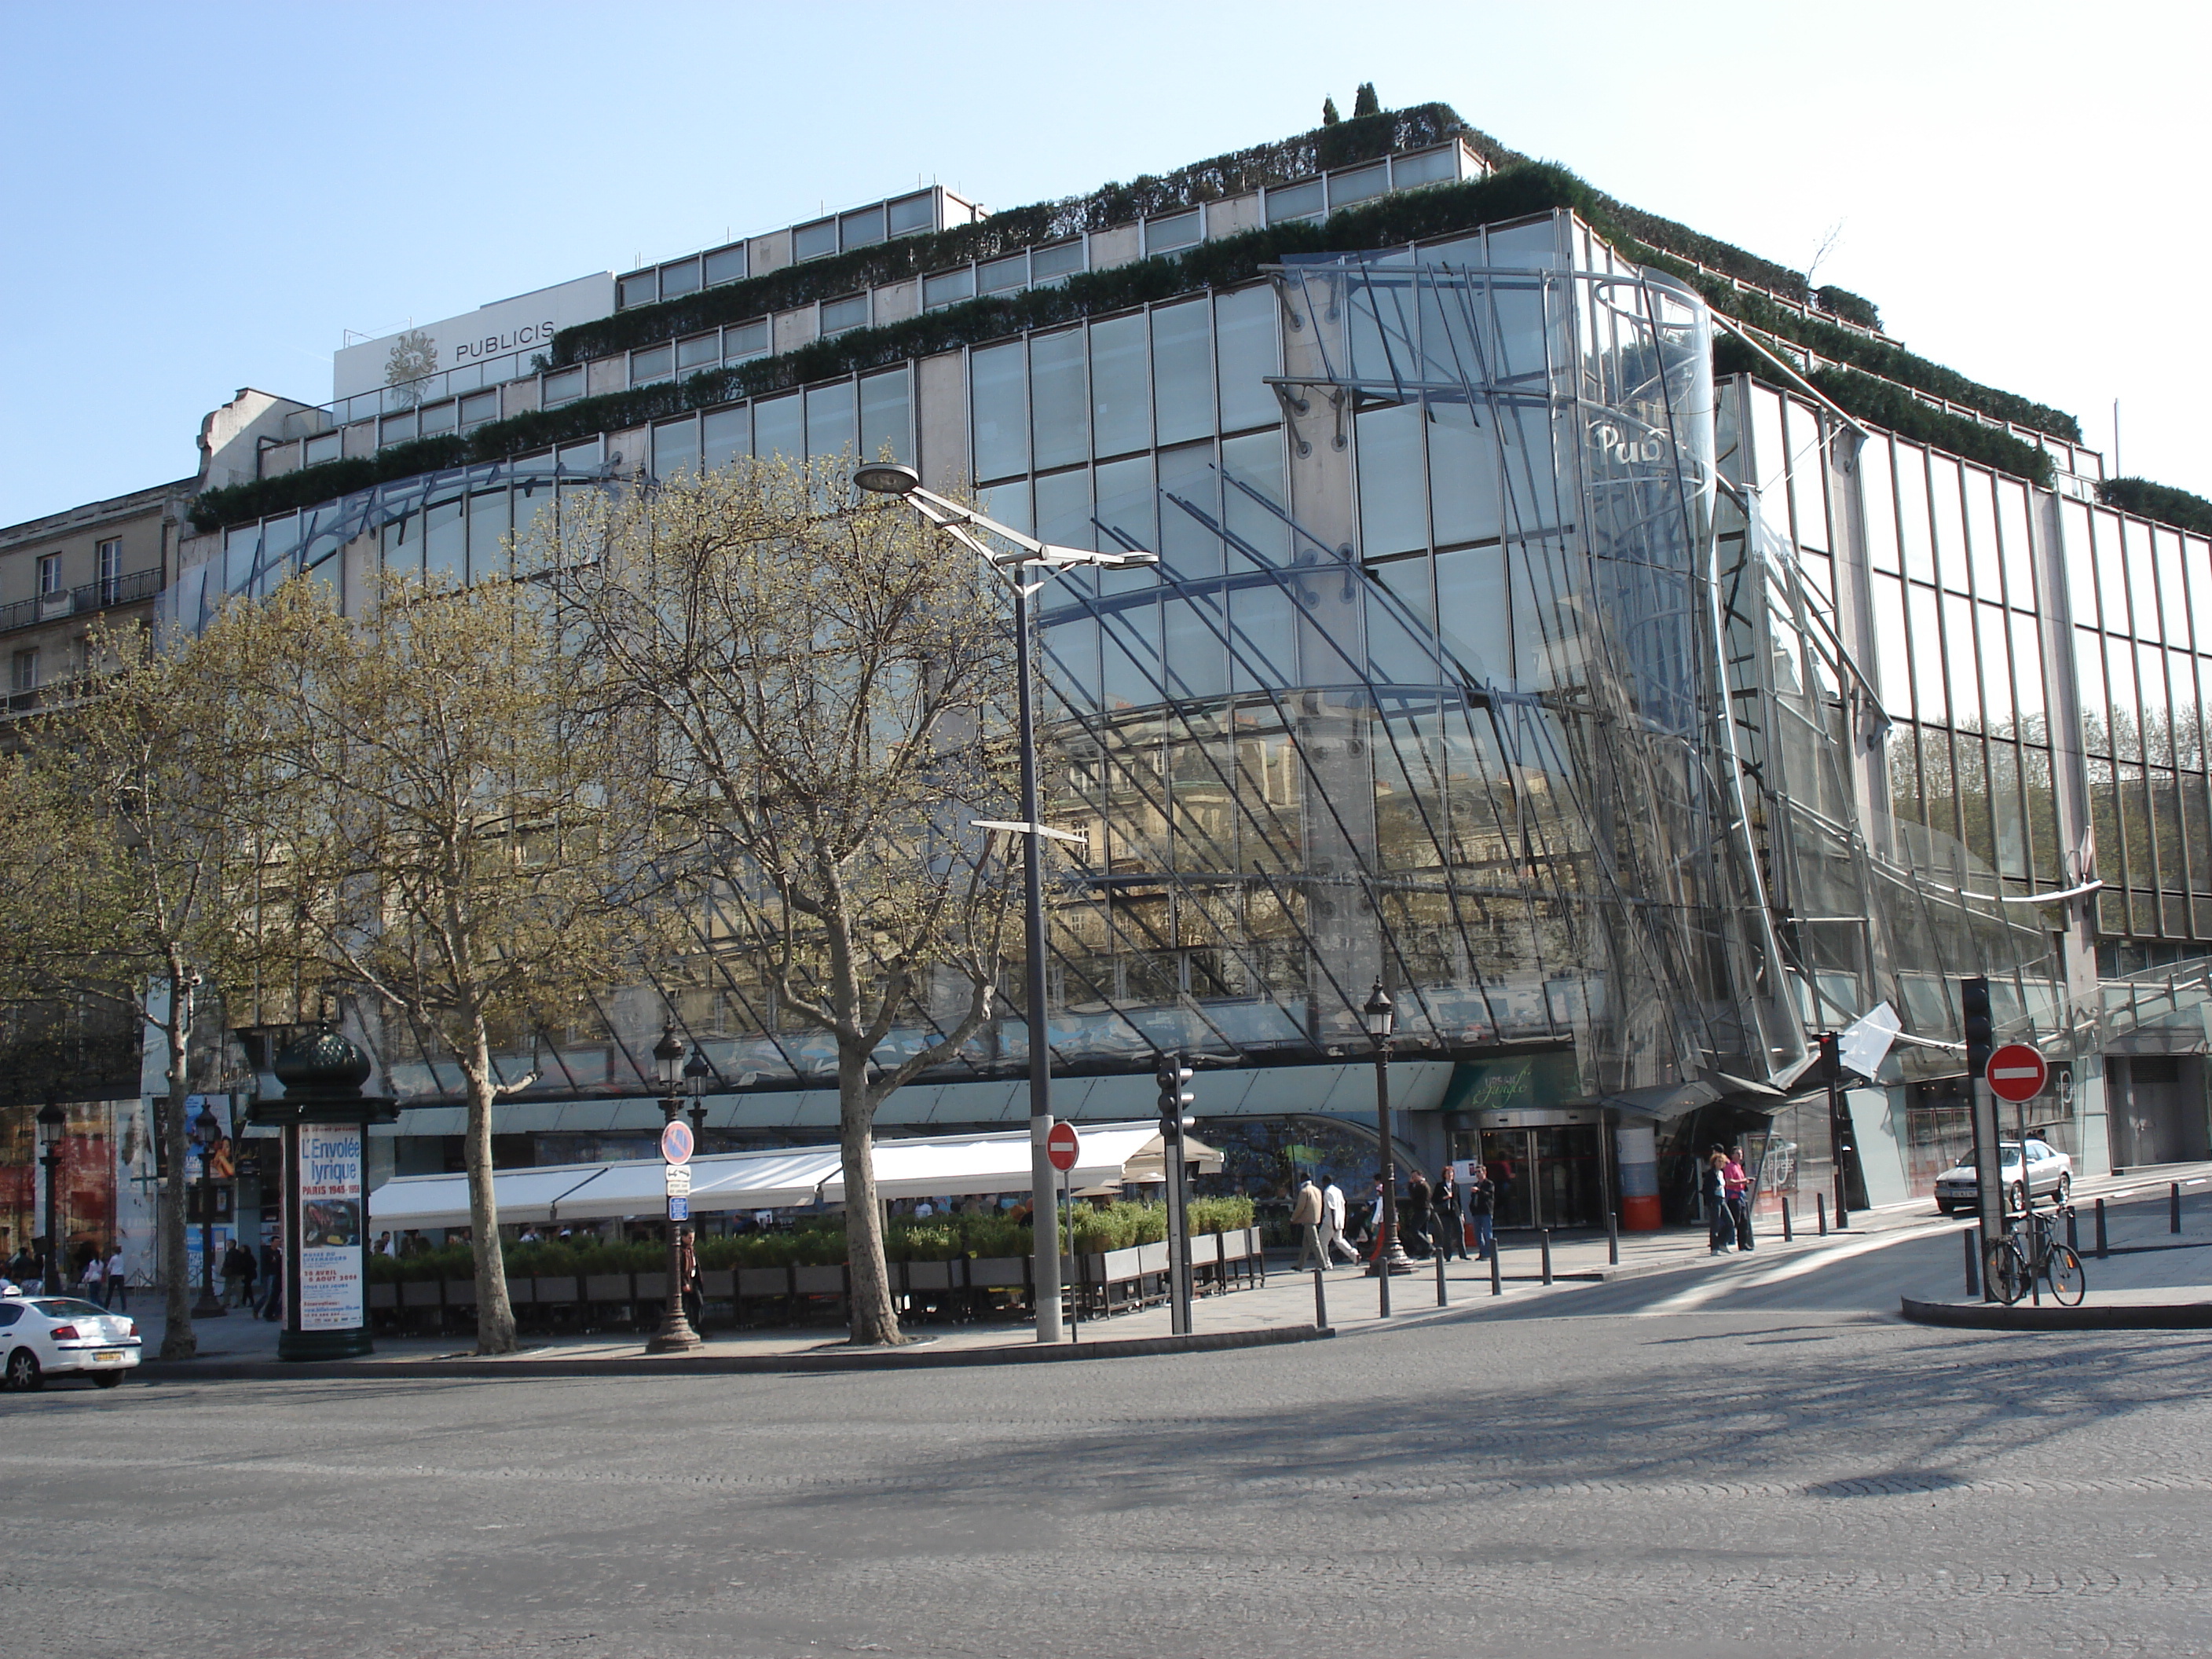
0,1293 -> 141,1390
1932,1139 -> 2073,1216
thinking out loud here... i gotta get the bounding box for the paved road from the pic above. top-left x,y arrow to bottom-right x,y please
5,1218 -> 2207,1658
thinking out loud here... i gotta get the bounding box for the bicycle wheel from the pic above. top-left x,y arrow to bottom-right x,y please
1985,1240 -> 2029,1306
2045,1242 -> 2086,1306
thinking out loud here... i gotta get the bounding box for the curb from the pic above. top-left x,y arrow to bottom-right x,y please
1900,1295 -> 2212,1331
128,1321 -> 1331,1383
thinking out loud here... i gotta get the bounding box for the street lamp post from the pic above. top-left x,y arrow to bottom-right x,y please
682,1043 -> 712,1331
1365,980 -> 1413,1313
646,1023 -> 702,1353
190,1098 -> 225,1319
35,1101 -> 65,1295
854,461 -> 1156,1345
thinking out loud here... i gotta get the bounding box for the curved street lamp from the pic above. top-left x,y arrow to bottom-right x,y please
646,1023 -> 702,1353
190,1097 -> 225,1318
855,461 -> 1155,1345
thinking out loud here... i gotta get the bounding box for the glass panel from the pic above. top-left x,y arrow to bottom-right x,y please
1929,455 -> 1967,595
1434,543 -> 1512,683
1031,240 -> 1086,280
1151,299 -> 1214,446
888,192 -> 934,236
631,345 -> 673,385
859,366 -> 911,466
380,412 -> 417,448
2188,537 -> 2212,654
1785,399 -> 1828,551
618,271 -> 657,308
2009,610 -> 2046,735
970,342 -> 1028,481
418,401 -> 457,438
1944,591 -> 1979,728
1860,435 -> 1899,574
2094,510 -> 2130,635
1357,401 -> 1427,558
1873,573 -> 1910,709
304,430 -> 341,467
976,478 -> 1031,536
1031,329 -> 1088,471
1895,443 -> 1933,584
1214,285 -> 1279,433
653,416 -> 699,480
1964,467 -> 2001,600
459,390 -> 498,428
1155,441 -> 1218,577
723,319 -> 770,361
2171,650 -> 2203,771
1328,164 -> 1387,208
1145,211 -> 1200,254
1909,583 -> 1946,722
2139,641 -> 2173,766
2157,530 -> 2192,649
2058,499 -> 2097,625
978,254 -> 1027,295
423,495 -> 464,582
1094,455 -> 1157,571
2075,629 -> 2108,755
1221,430 -> 1289,571
2108,634 -> 2140,760
1090,313 -> 1149,459
924,268 -> 976,309
467,489 -> 510,581
839,205 -> 885,248
703,244 -> 746,287
1034,468 -> 1090,552
753,393 -> 804,462
806,379 -> 856,460
542,366 -> 584,408
1976,602 -> 2012,733
1749,386 -> 1790,545
659,258 -> 701,298
819,295 -> 868,335
1995,477 -> 2035,610
1391,147 -> 1457,189
1265,178 -> 1324,223
677,333 -> 720,371
1428,401 -> 1500,547
793,219 -> 837,262
703,405 -> 749,473
2126,519 -> 2160,641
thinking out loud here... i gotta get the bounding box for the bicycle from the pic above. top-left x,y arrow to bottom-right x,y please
1984,1203 -> 2086,1307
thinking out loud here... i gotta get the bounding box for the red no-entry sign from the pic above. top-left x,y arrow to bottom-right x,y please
1046,1120 -> 1082,1174
1986,1043 -> 2049,1104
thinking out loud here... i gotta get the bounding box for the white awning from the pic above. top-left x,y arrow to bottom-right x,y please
367,1121 -> 1221,1231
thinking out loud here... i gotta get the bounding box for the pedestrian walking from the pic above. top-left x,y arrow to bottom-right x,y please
1402,1171 -> 1434,1258
258,1241 -> 284,1321
1726,1144 -> 1756,1253
1703,1146 -> 1734,1254
78,1249 -> 104,1301
1432,1164 -> 1467,1260
222,1239 -> 255,1308
1320,1178 -> 1361,1265
1466,1162 -> 1496,1258
1291,1177 -> 1326,1271
102,1243 -> 127,1311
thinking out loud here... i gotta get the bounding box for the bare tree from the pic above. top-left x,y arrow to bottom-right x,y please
0,624 -> 278,1358
540,457 -> 1018,1346
214,575 -> 675,1354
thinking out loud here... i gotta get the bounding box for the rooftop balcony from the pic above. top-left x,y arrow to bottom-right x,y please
0,566 -> 163,637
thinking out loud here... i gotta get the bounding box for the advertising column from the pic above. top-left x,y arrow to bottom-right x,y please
295,1122 -> 364,1332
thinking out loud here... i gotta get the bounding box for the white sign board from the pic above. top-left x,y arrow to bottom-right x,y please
332,273 -> 616,401
296,1124 -> 364,1331
665,1165 -> 693,1197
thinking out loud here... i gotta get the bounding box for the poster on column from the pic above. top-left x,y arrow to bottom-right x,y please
296,1124 -> 364,1331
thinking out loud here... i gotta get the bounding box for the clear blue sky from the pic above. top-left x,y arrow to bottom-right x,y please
2,0 -> 2205,528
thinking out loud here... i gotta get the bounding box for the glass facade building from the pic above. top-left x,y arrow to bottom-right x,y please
154,112 -> 2212,1215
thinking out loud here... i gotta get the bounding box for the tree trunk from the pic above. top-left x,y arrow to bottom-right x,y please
838,1044 -> 902,1346
156,1004 -> 195,1361
462,1023 -> 518,1354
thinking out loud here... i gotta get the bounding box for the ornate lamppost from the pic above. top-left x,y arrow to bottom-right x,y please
1365,980 -> 1414,1313
190,1098 -> 226,1318
646,1024 -> 702,1353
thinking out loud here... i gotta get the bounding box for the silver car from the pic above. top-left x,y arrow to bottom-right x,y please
0,1293 -> 142,1390
1932,1139 -> 2073,1216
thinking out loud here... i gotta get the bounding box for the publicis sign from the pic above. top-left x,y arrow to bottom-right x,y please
295,1123 -> 364,1331
331,272 -> 617,402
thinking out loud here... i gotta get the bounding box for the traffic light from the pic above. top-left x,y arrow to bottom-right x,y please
1818,1031 -> 1842,1086
1155,1052 -> 1195,1142
1961,976 -> 1993,1080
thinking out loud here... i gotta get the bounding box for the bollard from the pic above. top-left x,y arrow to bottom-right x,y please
2065,1207 -> 2078,1254
1782,1196 -> 1793,1242
1963,1226 -> 1979,1298
1489,1247 -> 1503,1297
2095,1196 -> 2108,1258
1540,1229 -> 1554,1286
1311,1266 -> 1331,1333
1607,1205 -> 1620,1267
1435,1247 -> 1448,1308
2173,1182 -> 2184,1235
1835,1170 -> 1851,1230
1817,1192 -> 1829,1236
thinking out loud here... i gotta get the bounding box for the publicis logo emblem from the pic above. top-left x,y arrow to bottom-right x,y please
384,328 -> 440,408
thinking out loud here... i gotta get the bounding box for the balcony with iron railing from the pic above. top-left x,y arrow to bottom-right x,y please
0,566 -> 164,637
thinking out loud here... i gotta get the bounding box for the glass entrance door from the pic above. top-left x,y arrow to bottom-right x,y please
1473,1126 -> 1604,1229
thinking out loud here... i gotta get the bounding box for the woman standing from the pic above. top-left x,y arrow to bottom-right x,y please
1431,1164 -> 1467,1260
1725,1145 -> 1756,1253
1703,1147 -> 1734,1254
1401,1170 -> 1434,1258
1465,1163 -> 1496,1259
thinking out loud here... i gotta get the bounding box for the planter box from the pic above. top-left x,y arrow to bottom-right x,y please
901,1258 -> 963,1293
792,1264 -> 847,1296
635,1272 -> 668,1299
1134,1240 -> 1170,1277
737,1267 -> 790,1298
443,1279 -> 477,1306
584,1273 -> 632,1303
400,1280 -> 442,1307
968,1255 -> 1028,1289
699,1269 -> 736,1298
1097,1246 -> 1145,1285
368,1283 -> 398,1309
1218,1229 -> 1250,1262
534,1276 -> 579,1305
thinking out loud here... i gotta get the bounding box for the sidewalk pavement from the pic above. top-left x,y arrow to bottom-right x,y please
119,1160 -> 2212,1379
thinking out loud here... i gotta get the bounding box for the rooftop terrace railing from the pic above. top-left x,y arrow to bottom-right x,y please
0,566 -> 163,637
